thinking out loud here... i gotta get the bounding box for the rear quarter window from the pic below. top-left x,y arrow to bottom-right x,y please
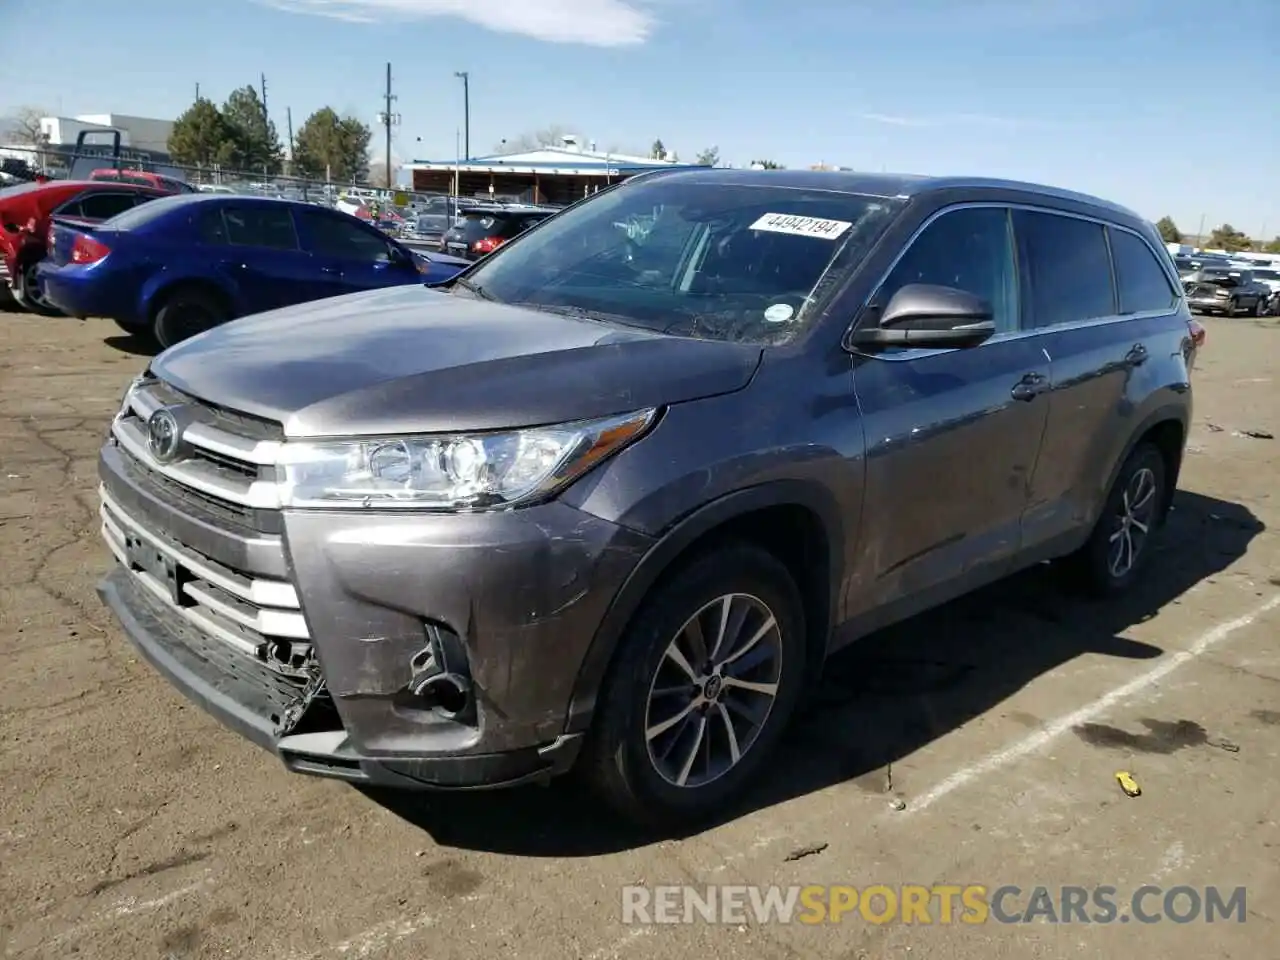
1109,228 -> 1177,314
1015,210 -> 1115,327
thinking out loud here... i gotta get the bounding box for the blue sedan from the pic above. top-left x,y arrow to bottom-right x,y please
37,193 -> 471,347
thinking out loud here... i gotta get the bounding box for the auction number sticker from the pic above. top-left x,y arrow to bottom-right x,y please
749,213 -> 852,240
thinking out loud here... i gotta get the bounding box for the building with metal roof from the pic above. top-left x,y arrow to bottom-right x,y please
403,135 -> 706,205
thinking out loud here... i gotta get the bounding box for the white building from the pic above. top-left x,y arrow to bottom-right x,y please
37,113 -> 174,154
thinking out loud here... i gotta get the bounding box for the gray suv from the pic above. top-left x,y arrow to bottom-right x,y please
96,170 -> 1202,827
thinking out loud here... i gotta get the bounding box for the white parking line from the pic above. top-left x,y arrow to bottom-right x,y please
41,871 -> 215,948
904,593 -> 1280,815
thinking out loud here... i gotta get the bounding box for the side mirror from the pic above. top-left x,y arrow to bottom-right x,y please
849,283 -> 996,350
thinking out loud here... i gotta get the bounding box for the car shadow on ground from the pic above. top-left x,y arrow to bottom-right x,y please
367,489 -> 1265,856
103,334 -> 158,357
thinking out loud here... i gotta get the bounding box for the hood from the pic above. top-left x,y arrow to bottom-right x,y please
151,285 -> 762,437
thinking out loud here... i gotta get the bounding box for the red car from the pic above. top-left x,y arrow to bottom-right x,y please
89,168 -> 197,195
0,179 -> 165,314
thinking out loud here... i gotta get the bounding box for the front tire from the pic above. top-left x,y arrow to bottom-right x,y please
153,288 -> 229,349
1068,443 -> 1167,597
1254,296 -> 1268,318
582,544 -> 807,829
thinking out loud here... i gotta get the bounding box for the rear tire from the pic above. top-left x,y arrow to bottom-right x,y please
152,287 -> 229,349
13,261 -> 63,317
1066,443 -> 1167,597
581,544 -> 807,830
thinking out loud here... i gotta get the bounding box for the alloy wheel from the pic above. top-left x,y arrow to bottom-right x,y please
21,263 -> 51,310
1108,466 -> 1158,578
643,593 -> 783,789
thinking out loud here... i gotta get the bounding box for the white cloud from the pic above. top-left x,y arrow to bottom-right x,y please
857,112 -> 1039,129
253,0 -> 658,45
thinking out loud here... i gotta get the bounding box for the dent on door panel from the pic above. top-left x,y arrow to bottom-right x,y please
849,335 -> 1050,614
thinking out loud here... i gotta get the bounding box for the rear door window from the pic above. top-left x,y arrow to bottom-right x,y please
1109,228 -> 1177,314
197,207 -> 229,244
222,205 -> 299,250
1015,210 -> 1115,327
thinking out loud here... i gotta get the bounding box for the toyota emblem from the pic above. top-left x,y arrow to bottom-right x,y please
146,408 -> 182,464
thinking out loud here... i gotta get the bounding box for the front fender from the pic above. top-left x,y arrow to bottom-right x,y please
563,479 -> 846,735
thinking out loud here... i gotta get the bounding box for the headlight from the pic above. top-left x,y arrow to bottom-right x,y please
278,408 -> 658,510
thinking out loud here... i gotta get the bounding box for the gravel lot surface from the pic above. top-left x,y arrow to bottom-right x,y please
2,312 -> 1278,959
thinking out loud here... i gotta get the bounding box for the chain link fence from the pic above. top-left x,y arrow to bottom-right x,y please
0,143 -> 442,206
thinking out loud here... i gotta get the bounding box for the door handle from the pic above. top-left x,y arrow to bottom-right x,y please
1011,372 -> 1048,402
319,266 -> 341,276
1124,344 -> 1148,367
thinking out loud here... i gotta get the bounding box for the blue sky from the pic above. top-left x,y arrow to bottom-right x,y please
2,0 -> 1276,236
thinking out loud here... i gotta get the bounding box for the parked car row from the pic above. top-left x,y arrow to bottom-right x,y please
87,167 -> 1205,829
32,193 -> 473,347
1,178 -> 167,314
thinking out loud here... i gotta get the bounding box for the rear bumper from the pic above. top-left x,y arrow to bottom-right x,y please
1186,297 -> 1231,311
98,566 -> 586,789
37,263 -> 141,324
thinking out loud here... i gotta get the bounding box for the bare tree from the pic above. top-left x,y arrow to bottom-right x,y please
499,124 -> 576,153
7,105 -> 50,146
3,105 -> 51,168
367,165 -> 400,189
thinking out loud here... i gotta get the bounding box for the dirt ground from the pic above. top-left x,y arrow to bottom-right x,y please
2,312 -> 1279,960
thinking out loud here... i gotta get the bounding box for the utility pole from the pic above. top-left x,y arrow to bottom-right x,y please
286,106 -> 294,178
195,82 -> 200,101
375,62 -> 400,189
454,71 -> 469,161
260,73 -> 269,119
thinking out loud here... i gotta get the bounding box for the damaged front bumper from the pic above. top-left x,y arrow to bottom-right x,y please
97,438 -> 654,791
101,564 -> 586,788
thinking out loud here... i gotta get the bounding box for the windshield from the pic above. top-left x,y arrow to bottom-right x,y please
1252,269 -> 1279,280
460,176 -> 902,344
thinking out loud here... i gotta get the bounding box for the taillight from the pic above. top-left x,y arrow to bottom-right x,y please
471,236 -> 504,255
1188,319 -> 1206,348
70,235 -> 110,265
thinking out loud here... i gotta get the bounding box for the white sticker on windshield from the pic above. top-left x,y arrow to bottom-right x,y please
749,213 -> 852,240
764,303 -> 795,323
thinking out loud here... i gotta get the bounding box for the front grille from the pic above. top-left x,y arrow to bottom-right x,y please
101,377 -> 315,688
100,485 -> 313,679
111,379 -> 285,529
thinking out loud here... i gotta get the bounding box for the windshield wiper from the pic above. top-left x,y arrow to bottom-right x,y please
451,277 -> 495,300
509,302 -> 627,324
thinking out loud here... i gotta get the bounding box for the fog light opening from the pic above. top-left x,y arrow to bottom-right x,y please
410,672 -> 472,720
